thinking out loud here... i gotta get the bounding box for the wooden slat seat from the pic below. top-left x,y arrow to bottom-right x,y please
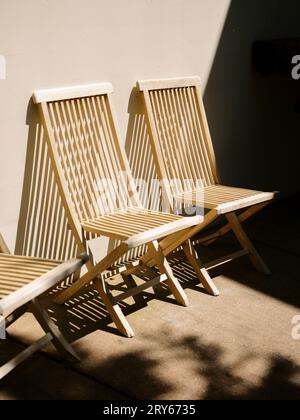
0,231 -> 87,380
174,185 -> 275,214
81,207 -> 200,246
0,254 -> 60,299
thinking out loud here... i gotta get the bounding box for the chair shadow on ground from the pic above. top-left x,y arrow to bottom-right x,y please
44,254 -> 212,342
2,328 -> 300,400
44,219 -> 300,348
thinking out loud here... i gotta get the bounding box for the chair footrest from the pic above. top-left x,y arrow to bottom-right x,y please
113,274 -> 167,304
204,249 -> 249,270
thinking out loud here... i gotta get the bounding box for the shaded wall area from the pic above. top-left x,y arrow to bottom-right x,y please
204,0 -> 300,196
127,0 -> 300,203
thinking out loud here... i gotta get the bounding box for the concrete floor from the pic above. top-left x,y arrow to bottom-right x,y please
1,196 -> 300,400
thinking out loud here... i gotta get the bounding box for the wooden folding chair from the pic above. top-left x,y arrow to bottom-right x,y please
0,231 -> 87,380
137,77 -> 277,290
33,83 -> 204,338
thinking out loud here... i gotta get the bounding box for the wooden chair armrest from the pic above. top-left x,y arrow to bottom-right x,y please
125,215 -> 203,249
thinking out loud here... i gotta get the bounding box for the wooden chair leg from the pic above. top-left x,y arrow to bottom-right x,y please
54,243 -> 129,304
0,333 -> 53,380
52,244 -> 135,338
0,315 -> 6,339
5,307 -> 27,329
30,299 -> 80,362
148,241 -> 189,307
226,212 -> 271,275
183,240 -> 220,296
200,202 -> 270,246
94,278 -> 135,338
121,273 -> 146,307
141,210 -> 219,267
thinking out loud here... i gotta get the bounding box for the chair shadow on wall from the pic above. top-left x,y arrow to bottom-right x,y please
15,99 -> 78,261
125,87 -> 161,212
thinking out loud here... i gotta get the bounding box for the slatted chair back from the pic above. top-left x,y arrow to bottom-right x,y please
137,77 -> 219,206
138,77 -> 274,281
0,232 -> 9,254
33,84 -> 141,248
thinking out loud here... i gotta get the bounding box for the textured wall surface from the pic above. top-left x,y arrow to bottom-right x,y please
0,0 -> 230,252
3,0 -> 299,257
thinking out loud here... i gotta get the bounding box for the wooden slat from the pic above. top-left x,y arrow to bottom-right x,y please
194,85 -> 219,183
53,101 -> 91,220
165,88 -> 195,185
81,208 -> 202,247
42,88 -> 142,227
186,87 -> 214,185
0,233 -> 10,254
138,77 -> 221,206
0,253 -> 60,266
33,83 -> 114,104
106,93 -> 142,208
142,90 -> 173,207
146,85 -> 216,200
176,88 -> 202,184
87,96 -> 120,212
174,185 -> 275,213
63,100 -> 99,218
95,95 -> 128,210
76,97 -> 113,215
39,102 -> 85,252
125,215 -> 202,249
137,76 -> 201,91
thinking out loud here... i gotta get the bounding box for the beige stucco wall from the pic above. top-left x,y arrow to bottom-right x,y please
0,0 -> 230,251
